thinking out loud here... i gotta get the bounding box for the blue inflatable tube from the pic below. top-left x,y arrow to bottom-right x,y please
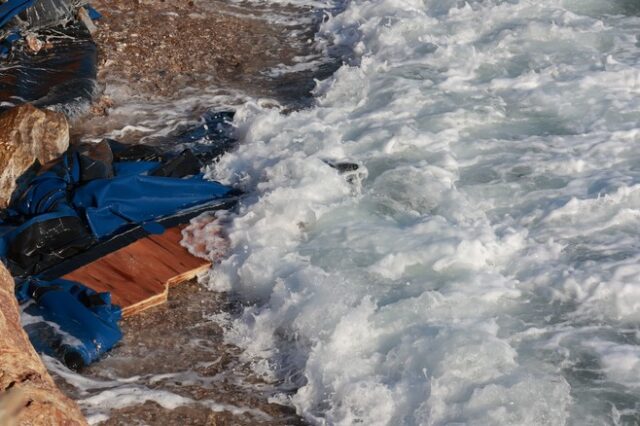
17,278 -> 122,369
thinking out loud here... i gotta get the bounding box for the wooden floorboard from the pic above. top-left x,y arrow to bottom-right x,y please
63,226 -> 211,317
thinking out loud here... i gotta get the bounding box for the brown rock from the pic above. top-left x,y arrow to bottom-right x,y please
0,263 -> 87,425
0,104 -> 69,208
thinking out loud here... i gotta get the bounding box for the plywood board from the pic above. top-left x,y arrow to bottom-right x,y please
63,226 -> 210,317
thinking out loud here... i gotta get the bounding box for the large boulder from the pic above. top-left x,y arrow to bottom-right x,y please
0,104 -> 84,424
0,104 -> 69,208
0,263 -> 87,425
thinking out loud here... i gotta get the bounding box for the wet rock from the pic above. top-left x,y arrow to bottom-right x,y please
0,263 -> 86,426
0,104 -> 69,207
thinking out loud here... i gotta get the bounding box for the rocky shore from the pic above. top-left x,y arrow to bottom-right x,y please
75,0 -> 325,141
44,0 -> 328,424
91,0 -> 310,98
0,105 -> 86,426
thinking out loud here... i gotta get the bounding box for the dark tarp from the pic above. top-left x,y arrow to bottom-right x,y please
4,111 -> 239,369
38,110 -> 240,279
0,0 -> 88,34
0,154 -> 237,276
0,0 -> 97,115
19,0 -> 86,31
0,21 -> 97,115
0,115 -> 240,277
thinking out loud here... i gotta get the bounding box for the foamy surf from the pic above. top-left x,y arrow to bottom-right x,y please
191,0 -> 640,424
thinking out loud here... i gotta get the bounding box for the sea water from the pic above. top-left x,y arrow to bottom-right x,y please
52,0 -> 640,424
195,0 -> 640,424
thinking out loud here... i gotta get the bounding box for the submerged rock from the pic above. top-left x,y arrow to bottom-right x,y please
0,104 -> 69,207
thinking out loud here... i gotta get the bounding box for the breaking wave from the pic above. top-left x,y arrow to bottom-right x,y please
194,0 -> 640,424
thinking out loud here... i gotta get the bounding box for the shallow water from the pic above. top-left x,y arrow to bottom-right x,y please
48,281 -> 305,425
47,0 -> 640,424
42,2 -> 334,424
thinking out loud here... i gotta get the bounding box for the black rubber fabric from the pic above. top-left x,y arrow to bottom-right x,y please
150,150 -> 202,178
18,0 -> 83,30
7,214 -> 95,276
0,21 -> 97,115
38,197 -> 240,280
110,142 -> 164,163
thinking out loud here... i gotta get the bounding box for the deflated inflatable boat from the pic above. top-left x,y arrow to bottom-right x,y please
0,0 -> 241,370
1,110 -> 240,368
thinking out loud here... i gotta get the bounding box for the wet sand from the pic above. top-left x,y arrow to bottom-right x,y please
52,0 -> 334,424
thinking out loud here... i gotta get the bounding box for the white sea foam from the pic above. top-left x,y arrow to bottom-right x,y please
43,356 -> 271,424
186,0 -> 640,424
78,84 -> 253,143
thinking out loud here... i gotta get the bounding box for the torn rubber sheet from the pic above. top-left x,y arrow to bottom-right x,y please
0,111 -> 240,277
0,0 -> 88,34
5,111 -> 238,369
0,22 -> 97,114
0,0 -> 98,114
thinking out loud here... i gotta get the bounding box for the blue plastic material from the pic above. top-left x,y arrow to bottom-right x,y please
73,173 -> 232,239
0,30 -> 20,57
17,277 -> 122,369
177,110 -> 235,143
0,110 -> 238,367
0,150 -> 233,252
0,0 -> 37,29
14,172 -> 69,216
84,4 -> 101,20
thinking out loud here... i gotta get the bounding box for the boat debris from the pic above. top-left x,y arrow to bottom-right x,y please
0,107 -> 239,368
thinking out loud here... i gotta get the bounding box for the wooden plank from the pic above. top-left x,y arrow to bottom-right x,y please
63,226 -> 211,317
